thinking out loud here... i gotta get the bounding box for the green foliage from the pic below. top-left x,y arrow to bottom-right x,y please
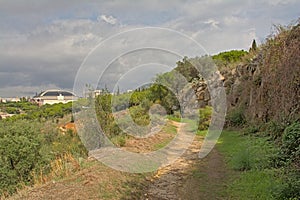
129,89 -> 151,108
4,102 -> 73,122
4,107 -> 20,114
278,122 -> 300,166
243,125 -> 260,135
0,116 -> 87,196
48,129 -> 88,158
219,131 -> 277,171
212,50 -> 248,68
198,106 -> 212,130
175,56 -> 199,81
231,147 -> 253,171
0,102 -> 38,116
272,169 -> 300,200
129,105 -> 150,126
226,108 -> 246,127
110,134 -> 127,147
263,120 -> 286,140
218,131 -> 282,199
0,120 -> 43,195
149,72 -> 181,115
167,114 -> 181,122
228,169 -> 280,200
95,94 -> 122,138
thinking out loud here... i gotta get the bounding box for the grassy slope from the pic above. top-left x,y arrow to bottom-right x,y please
217,130 -> 282,200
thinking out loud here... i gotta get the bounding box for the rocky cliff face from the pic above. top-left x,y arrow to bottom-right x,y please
192,23 -> 300,125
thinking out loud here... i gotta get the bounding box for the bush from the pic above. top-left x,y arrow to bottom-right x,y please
280,122 -> 300,166
111,134 -> 127,147
198,106 -> 212,130
272,169 -> 300,200
129,105 -> 150,126
270,122 -> 300,199
0,120 -> 43,195
226,108 -> 246,127
263,120 -> 285,140
243,125 -> 260,135
231,146 -> 253,171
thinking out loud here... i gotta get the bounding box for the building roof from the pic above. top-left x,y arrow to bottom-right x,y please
34,89 -> 76,98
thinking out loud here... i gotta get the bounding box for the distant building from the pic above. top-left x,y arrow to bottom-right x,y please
94,90 -> 102,97
32,89 -> 78,106
0,97 -> 21,103
0,112 -> 14,119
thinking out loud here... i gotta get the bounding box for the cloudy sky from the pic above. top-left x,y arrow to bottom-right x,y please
0,0 -> 299,97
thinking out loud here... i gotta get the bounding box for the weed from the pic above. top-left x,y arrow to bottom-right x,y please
198,106 -> 212,130
226,108 -> 246,127
271,169 -> 300,200
111,134 -> 127,147
263,120 -> 285,140
243,125 -> 260,135
231,146 -> 253,171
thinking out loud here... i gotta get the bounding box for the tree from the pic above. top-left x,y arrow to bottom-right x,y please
0,120 -> 43,195
116,86 -> 120,96
250,39 -> 257,52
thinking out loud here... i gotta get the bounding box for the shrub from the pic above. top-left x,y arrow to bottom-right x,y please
243,125 -> 260,135
272,169 -> 300,200
280,122 -> 300,166
129,105 -> 150,126
0,120 -> 43,195
198,106 -> 212,130
111,134 -> 127,147
231,146 -> 253,171
226,108 -> 246,127
264,120 -> 285,140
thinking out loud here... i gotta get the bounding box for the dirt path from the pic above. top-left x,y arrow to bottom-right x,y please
142,134 -> 228,200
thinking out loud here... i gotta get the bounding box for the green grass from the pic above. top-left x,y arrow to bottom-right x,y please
196,130 -> 207,136
167,115 -> 181,122
110,134 -> 127,147
153,140 -> 170,150
153,123 -> 177,150
161,123 -> 177,134
217,130 -> 281,199
227,169 -> 281,200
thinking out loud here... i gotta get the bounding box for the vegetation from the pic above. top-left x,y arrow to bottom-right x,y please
223,22 -> 300,199
1,20 -> 299,200
198,106 -> 212,130
212,50 -> 248,69
218,131 -> 281,199
249,39 -> 257,52
0,103 -> 87,197
2,101 -> 73,122
226,107 -> 246,127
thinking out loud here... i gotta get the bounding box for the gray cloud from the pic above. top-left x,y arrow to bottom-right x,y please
0,0 -> 299,97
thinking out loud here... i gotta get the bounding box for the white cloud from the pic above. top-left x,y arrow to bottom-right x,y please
98,15 -> 117,25
204,19 -> 221,30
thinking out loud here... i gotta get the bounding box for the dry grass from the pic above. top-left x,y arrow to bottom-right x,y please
32,153 -> 82,186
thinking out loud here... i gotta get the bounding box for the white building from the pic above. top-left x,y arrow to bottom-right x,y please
0,97 -> 21,103
32,89 -> 78,106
